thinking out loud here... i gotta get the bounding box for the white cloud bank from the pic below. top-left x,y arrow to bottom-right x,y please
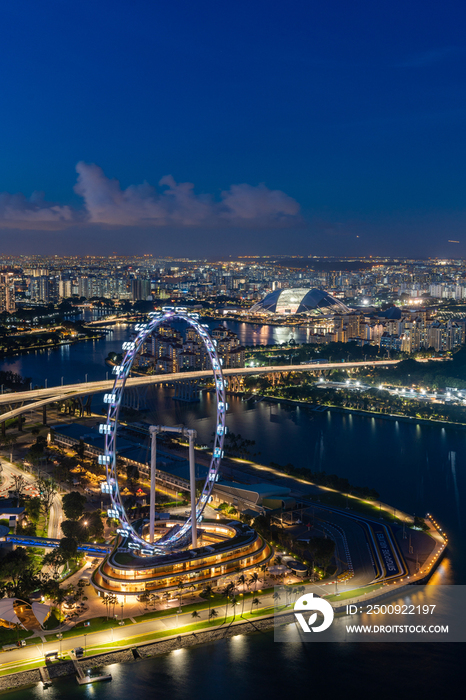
0,162 -> 301,229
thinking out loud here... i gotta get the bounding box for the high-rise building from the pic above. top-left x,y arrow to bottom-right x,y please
131,278 -> 151,301
0,273 -> 15,313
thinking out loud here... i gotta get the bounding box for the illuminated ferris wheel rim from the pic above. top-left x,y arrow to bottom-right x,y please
100,307 -> 228,555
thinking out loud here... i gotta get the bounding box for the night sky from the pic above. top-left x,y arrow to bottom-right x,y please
0,0 -> 465,257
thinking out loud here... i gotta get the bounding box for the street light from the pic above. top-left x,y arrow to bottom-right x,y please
57,632 -> 63,657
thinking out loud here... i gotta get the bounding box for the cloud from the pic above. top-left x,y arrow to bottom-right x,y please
0,163 -> 300,230
74,162 -> 301,227
0,191 -> 74,230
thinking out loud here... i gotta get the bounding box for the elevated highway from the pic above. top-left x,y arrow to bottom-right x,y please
0,359 -> 399,425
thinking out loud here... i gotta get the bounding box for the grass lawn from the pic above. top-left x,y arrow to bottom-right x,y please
42,611 -> 61,630
87,608 -> 277,652
44,616 -> 132,642
36,513 -> 48,538
311,490 -> 402,524
324,584 -> 383,602
0,628 -> 34,646
0,658 -> 44,678
134,587 -> 274,622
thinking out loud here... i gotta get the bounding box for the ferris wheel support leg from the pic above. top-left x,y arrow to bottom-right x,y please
149,428 -> 157,544
188,432 -> 197,548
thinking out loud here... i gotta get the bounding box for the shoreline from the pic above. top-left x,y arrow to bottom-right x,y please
252,393 -> 466,430
0,334 -> 105,364
0,569 -> 445,695
0,614 -> 280,694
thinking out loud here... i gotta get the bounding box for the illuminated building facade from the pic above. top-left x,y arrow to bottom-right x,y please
92,519 -> 273,596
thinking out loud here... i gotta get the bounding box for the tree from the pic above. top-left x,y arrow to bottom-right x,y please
73,439 -> 86,460
62,491 -> 87,520
209,608 -> 219,624
202,583 -> 214,617
27,435 -> 47,463
126,463 -> 140,494
228,596 -> 238,626
80,511 -> 104,540
0,547 -> 38,598
102,594 -> 110,620
37,477 -> 58,526
176,579 -> 185,611
51,585 -> 68,625
24,497 -> 41,524
57,537 -> 78,567
251,597 -> 260,613
61,519 -> 83,541
308,537 -> 335,571
249,572 -> 259,593
1,434 -> 17,462
12,474 -> 27,500
236,574 -> 247,617
221,583 -> 235,624
43,549 -> 65,580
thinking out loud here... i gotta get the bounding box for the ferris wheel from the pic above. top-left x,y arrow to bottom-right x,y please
100,308 -> 228,555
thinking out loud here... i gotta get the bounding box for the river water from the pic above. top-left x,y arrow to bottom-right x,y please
1,320 -> 464,698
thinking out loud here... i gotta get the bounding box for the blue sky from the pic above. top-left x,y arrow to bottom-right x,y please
0,0 -> 465,257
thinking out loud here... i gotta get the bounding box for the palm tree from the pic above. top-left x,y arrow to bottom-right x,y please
110,594 -> 117,618
272,590 -> 281,607
236,575 -> 246,617
101,594 -> 110,620
176,580 -> 185,612
203,584 -> 214,617
209,608 -> 219,624
228,596 -> 238,626
251,597 -> 260,614
284,586 -> 291,606
52,586 -> 67,632
221,582 -> 235,624
260,564 -> 268,584
249,572 -> 259,593
163,592 -> 171,608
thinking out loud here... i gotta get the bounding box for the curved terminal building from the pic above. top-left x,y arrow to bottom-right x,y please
250,287 -> 350,316
93,519 -> 273,596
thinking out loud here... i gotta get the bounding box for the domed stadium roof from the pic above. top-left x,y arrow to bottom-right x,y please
250,288 -> 351,316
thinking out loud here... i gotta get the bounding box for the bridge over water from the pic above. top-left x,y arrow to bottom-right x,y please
0,359 -> 399,428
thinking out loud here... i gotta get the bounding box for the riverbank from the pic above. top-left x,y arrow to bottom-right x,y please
0,569 -> 446,695
0,334 -> 105,363
0,613 -> 281,694
254,392 -> 466,429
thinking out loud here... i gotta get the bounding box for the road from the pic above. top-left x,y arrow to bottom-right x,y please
0,359 -> 400,424
0,578 -> 352,667
0,458 -> 63,539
